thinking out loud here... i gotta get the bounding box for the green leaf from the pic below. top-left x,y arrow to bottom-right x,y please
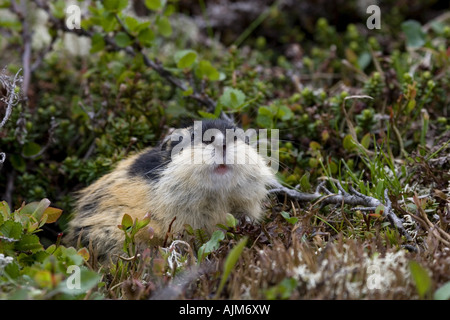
225,213 -> 237,229
216,237 -> 248,297
101,12 -> 118,32
32,198 -> 51,221
157,16 -> 172,37
22,142 -> 41,157
0,201 -> 10,223
182,87 -> 194,96
309,141 -> 321,151
275,105 -> 294,121
375,180 -> 384,199
134,21 -> 151,33
0,19 -> 21,31
430,21 -> 446,34
265,277 -> 298,300
434,281 -> 450,300
43,207 -> 63,224
195,60 -> 220,81
114,32 -> 132,48
137,28 -> 155,47
197,110 -> 217,119
375,204 -> 385,216
401,20 -> 426,48
34,270 -> 53,288
135,216 -> 150,232
299,172 -> 311,191
410,261 -> 432,299
0,221 -> 23,240
357,51 -> 371,70
90,33 -> 105,53
328,159 -> 338,174
15,234 -> 43,252
343,134 -> 356,151
309,157 -> 319,168
20,198 -> 51,222
77,248 -> 90,262
280,211 -> 298,225
59,266 -> 101,296
256,106 -> 273,128
52,0 -> 66,19
103,0 -> 129,12
198,230 -> 225,261
406,99 -> 416,114
361,133 -> 371,149
10,154 -> 26,172
219,88 -> 246,110
121,214 -> 133,230
145,0 -> 163,10
174,50 -> 198,69
164,4 -> 175,16
4,262 -> 20,279
124,16 -> 139,33
214,102 -> 223,117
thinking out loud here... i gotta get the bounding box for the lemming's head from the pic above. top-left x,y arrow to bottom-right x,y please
159,119 -> 273,190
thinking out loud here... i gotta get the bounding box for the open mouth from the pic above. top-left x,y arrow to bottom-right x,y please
213,164 -> 229,175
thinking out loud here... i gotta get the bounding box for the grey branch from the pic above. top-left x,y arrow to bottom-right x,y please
0,68 -> 23,130
269,180 -> 412,241
0,67 -> 24,165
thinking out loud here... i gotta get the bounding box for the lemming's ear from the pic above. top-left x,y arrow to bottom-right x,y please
161,128 -> 191,151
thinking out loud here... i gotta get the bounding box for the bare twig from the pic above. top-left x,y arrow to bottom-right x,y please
269,180 -> 412,242
268,181 -> 322,202
0,67 -> 24,166
163,216 -> 177,248
0,68 -> 23,130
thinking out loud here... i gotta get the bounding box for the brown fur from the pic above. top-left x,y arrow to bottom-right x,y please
65,121 -> 277,262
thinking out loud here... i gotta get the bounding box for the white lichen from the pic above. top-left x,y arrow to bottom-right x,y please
293,244 -> 412,298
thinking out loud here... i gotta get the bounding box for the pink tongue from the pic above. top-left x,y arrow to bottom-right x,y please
215,164 -> 228,175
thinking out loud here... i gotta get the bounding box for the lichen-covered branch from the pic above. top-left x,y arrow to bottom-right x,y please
0,68 -> 23,130
0,67 -> 24,166
269,180 -> 412,242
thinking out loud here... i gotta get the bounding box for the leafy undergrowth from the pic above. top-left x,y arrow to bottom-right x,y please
0,0 -> 450,300
1,177 -> 449,300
